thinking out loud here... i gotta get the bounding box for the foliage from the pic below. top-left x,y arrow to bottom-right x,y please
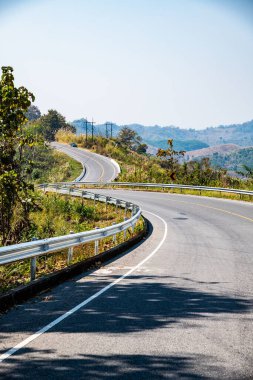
26,104 -> 41,121
33,110 -> 76,141
72,118 -> 253,149
0,192 -> 140,293
237,164 -> 253,179
55,130 -> 253,190
156,139 -> 185,180
22,143 -> 83,184
117,126 -> 138,148
0,66 -> 39,245
116,126 -> 147,154
210,147 -> 253,172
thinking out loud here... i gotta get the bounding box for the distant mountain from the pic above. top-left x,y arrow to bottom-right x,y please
183,144 -> 253,172
146,139 -> 209,152
185,144 -> 241,160
72,119 -> 253,150
210,147 -> 253,171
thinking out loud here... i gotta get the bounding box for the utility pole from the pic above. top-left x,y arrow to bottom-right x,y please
91,118 -> 95,143
85,119 -> 88,144
110,122 -> 113,138
105,122 -> 113,138
105,122 -> 110,138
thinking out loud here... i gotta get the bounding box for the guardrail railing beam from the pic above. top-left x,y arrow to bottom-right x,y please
0,185 -> 142,284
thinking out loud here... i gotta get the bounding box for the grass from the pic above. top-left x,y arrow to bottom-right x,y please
55,131 -> 253,191
0,192 -> 144,294
32,150 -> 83,184
79,183 -> 253,203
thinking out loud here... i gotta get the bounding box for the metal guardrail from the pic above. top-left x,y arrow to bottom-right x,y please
1,179 -> 252,282
0,185 -> 141,280
43,181 -> 253,197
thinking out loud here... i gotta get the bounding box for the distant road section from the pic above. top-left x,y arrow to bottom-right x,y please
51,142 -> 120,182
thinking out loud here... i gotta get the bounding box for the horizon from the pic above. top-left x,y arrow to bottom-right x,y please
72,117 -> 253,131
1,0 -> 253,129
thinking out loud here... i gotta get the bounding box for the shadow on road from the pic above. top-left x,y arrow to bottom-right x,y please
0,275 -> 251,378
1,350 -> 216,379
1,276 -> 251,336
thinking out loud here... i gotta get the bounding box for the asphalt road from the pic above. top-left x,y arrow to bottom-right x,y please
51,142 -> 119,182
0,149 -> 252,379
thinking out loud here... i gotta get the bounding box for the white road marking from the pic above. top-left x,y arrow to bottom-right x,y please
0,211 -> 167,363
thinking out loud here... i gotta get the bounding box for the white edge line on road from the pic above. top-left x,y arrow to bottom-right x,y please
0,210 -> 167,363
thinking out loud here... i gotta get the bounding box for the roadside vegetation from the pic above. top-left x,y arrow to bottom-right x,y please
0,66 -> 83,246
28,147 -> 82,184
55,129 -> 253,191
0,65 -> 251,295
0,192 -> 144,294
0,66 -> 145,295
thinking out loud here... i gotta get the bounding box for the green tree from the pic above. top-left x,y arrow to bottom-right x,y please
0,66 -> 38,245
136,143 -> 148,155
117,126 -> 146,153
237,164 -> 253,179
156,139 -> 185,180
37,109 -> 76,141
26,104 -> 41,121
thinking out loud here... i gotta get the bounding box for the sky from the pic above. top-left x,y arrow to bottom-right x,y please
0,0 -> 253,129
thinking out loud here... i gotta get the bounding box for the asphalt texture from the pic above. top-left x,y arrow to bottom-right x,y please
51,142 -> 118,182
0,147 -> 252,379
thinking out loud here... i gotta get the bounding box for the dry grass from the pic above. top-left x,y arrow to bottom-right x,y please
0,194 -> 144,294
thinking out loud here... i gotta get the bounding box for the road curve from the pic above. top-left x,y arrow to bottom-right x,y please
0,153 -> 253,379
51,142 -> 119,182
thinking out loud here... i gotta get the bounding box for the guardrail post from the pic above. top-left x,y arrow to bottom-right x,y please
132,218 -> 137,234
106,196 -> 110,219
124,202 -> 128,218
124,217 -> 128,240
30,237 -> 38,281
30,257 -> 36,281
94,227 -> 100,255
67,231 -> 74,264
112,222 -> 117,244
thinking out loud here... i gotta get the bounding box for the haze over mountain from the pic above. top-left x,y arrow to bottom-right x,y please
72,119 -> 253,152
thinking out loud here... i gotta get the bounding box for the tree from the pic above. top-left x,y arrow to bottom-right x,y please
0,66 -> 38,245
117,126 -> 147,153
237,164 -> 253,179
26,104 -> 41,121
37,109 -> 76,141
117,127 -> 137,148
136,143 -> 148,154
156,139 -> 185,181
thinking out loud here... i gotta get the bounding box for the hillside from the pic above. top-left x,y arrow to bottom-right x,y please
185,144 -> 241,160
210,147 -> 253,171
183,144 -> 253,172
72,119 -> 253,150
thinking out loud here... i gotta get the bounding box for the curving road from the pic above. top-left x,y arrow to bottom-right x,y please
51,142 -> 119,182
0,148 -> 252,379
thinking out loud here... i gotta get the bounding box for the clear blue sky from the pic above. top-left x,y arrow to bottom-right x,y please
0,0 -> 253,129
